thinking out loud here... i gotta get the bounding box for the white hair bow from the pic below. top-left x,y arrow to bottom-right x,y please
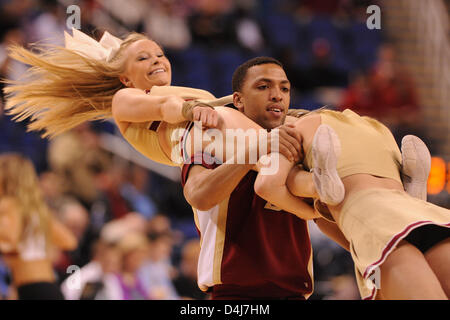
64,28 -> 123,62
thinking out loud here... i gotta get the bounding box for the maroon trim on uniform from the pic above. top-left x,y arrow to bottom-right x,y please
362,220 -> 450,300
149,121 -> 161,132
180,121 -> 194,162
181,152 -> 220,187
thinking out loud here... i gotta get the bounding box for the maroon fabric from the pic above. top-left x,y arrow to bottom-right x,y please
149,121 -> 160,132
182,155 -> 313,299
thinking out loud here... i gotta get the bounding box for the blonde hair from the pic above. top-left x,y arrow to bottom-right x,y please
0,153 -> 51,246
3,32 -> 148,138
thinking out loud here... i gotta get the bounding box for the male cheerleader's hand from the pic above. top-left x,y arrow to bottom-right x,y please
271,123 -> 303,163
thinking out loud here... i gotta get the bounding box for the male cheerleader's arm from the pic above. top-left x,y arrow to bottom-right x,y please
314,218 -> 350,251
183,163 -> 254,211
254,154 -> 320,220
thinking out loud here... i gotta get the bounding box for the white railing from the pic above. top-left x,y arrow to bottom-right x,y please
387,0 -> 450,151
415,0 -> 450,124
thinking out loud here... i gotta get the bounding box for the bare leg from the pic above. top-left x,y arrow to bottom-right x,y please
286,165 -> 318,198
379,240 -> 447,300
424,237 -> 450,298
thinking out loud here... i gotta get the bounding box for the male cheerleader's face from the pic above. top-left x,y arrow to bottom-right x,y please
120,39 -> 172,90
234,63 -> 290,130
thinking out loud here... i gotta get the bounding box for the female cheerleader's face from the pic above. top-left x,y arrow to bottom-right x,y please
120,39 -> 172,90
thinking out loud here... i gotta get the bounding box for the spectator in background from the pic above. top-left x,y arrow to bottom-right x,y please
233,1 -> 265,53
52,197 -> 91,281
302,0 -> 343,16
92,160 -> 134,221
120,164 -> 158,220
144,0 -> 191,50
95,213 -> 153,299
139,214 -> 180,299
100,212 -> 147,243
28,0 -> 66,46
188,0 -> 236,48
341,44 -> 419,126
283,38 -> 348,94
368,44 -> 419,126
340,44 -> 430,150
61,238 -> 121,300
0,15 -> 49,173
47,122 -> 111,210
0,20 -> 27,88
39,171 -> 65,213
173,238 -> 209,300
111,232 -> 152,300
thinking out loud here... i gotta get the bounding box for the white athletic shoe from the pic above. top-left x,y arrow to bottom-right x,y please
311,124 -> 345,206
400,135 -> 431,201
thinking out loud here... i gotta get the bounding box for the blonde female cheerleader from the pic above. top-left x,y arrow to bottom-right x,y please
253,109 -> 450,300
3,29 -> 319,219
0,153 -> 77,299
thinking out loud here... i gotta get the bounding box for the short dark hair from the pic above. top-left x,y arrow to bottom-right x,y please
231,57 -> 284,93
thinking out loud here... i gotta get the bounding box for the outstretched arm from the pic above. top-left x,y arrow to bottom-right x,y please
112,88 -> 185,124
112,88 -> 222,128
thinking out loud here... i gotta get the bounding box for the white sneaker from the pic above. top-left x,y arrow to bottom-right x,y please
401,135 -> 431,201
311,124 -> 345,206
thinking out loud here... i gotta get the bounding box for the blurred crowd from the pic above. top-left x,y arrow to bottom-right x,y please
0,0 -> 436,300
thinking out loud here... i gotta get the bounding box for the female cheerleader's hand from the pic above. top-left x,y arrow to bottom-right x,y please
161,95 -> 187,124
192,105 -> 222,129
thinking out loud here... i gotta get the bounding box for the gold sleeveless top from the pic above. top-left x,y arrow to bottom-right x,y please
305,109 -> 402,183
122,86 -> 233,167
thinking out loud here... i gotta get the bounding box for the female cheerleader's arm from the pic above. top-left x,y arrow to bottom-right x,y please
254,154 -> 320,220
111,88 -> 220,127
112,88 -> 186,124
0,198 -> 22,253
50,217 -> 77,251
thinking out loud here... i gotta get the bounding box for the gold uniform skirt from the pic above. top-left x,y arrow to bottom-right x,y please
338,188 -> 450,299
